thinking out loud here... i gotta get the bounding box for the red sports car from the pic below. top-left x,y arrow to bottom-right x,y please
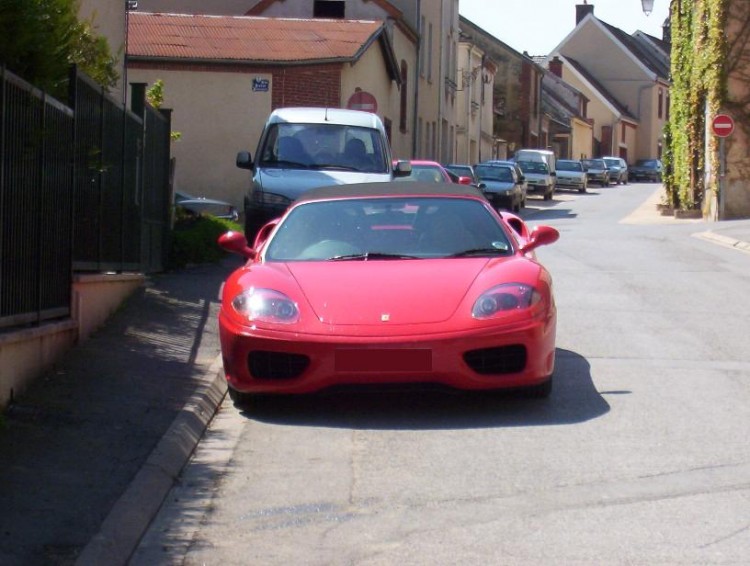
218,182 -> 559,405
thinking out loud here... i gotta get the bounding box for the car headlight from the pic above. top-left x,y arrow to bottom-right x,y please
231,288 -> 299,324
254,192 -> 291,207
472,283 -> 541,319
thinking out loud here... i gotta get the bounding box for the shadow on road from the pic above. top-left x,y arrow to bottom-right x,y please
238,348 -> 608,430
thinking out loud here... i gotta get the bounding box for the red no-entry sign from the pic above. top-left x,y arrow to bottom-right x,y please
712,114 -> 735,137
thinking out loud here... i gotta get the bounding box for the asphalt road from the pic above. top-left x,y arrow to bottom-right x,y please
132,183 -> 750,565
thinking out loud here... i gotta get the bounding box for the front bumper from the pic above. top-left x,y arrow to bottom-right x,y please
220,312 -> 556,395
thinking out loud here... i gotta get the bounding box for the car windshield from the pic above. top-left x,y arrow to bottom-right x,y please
603,159 -> 620,167
264,197 -> 513,261
582,159 -> 606,169
258,123 -> 388,173
635,159 -> 659,168
395,165 -> 446,183
556,160 -> 583,172
517,161 -> 549,174
474,165 -> 513,182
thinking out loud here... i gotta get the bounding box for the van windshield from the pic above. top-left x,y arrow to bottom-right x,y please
517,161 -> 549,174
259,123 -> 388,173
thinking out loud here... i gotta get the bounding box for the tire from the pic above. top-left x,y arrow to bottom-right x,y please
244,207 -> 265,240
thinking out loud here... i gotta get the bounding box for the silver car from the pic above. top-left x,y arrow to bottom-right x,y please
555,159 -> 588,193
581,158 -> 610,187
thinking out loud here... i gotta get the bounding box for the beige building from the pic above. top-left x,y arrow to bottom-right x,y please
550,3 -> 670,162
127,13 -> 402,207
454,41 -> 496,164
458,16 -> 546,160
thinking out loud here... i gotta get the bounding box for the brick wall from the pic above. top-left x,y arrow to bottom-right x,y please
271,64 -> 342,108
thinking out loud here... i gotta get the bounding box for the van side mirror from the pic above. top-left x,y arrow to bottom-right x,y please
393,160 -> 412,178
236,151 -> 253,170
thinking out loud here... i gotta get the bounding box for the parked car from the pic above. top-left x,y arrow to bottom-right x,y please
217,181 -> 560,404
603,156 -> 629,184
629,158 -> 663,182
516,159 -> 555,200
174,191 -> 239,222
514,148 -> 556,176
474,162 -> 526,211
236,107 -> 411,238
394,160 -> 472,185
554,159 -> 588,193
444,163 -> 479,186
581,158 -> 611,186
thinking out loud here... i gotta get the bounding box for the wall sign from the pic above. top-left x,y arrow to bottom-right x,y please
252,78 -> 269,92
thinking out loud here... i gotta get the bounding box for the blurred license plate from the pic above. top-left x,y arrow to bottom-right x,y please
335,349 -> 432,372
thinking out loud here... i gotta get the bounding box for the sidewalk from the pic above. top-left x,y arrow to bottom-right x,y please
0,256 -> 240,566
1,191 -> 750,566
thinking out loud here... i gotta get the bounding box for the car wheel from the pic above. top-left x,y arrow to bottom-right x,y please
578,186 -> 586,193
521,376 -> 553,398
244,208 -> 265,240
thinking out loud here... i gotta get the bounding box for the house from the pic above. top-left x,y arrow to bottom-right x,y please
454,41 -> 496,165
132,0 -> 465,164
126,12 -> 403,207
458,16 -> 545,160
540,57 -> 593,160
549,3 -> 670,162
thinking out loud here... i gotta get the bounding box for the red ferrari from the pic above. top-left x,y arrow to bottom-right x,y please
218,182 -> 559,404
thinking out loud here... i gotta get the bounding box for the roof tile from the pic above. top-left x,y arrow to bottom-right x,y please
127,12 -> 383,63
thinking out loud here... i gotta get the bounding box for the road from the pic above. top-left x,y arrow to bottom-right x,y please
132,183 -> 750,565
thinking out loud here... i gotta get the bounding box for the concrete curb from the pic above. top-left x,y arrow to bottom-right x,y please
692,230 -> 750,254
75,356 -> 227,566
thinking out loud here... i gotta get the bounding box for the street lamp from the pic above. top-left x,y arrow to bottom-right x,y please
641,0 -> 654,15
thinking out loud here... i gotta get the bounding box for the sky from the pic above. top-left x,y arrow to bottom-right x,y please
458,0 -> 671,56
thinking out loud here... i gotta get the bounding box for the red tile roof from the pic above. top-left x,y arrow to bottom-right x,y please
127,12 -> 384,63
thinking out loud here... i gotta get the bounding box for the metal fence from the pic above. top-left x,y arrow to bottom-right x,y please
0,66 -> 172,331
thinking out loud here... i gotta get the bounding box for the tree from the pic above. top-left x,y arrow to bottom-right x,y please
0,0 -> 118,99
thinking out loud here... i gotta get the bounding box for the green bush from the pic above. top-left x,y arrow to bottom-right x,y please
168,214 -> 242,270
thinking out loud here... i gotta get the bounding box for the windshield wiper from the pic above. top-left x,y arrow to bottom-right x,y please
269,159 -> 310,169
309,164 -> 359,171
329,252 -> 421,261
449,247 -> 510,257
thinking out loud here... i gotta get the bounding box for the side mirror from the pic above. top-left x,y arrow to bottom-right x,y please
520,225 -> 560,254
393,159 -> 412,178
218,231 -> 256,260
236,151 -> 253,170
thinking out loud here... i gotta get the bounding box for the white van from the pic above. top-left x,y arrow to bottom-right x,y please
514,149 -> 557,200
514,149 -> 556,174
237,107 -> 411,237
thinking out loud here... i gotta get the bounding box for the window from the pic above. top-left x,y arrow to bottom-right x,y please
658,88 -> 663,119
313,0 -> 345,18
621,123 -> 626,143
419,16 -> 426,77
400,61 -> 408,133
428,23 -> 433,81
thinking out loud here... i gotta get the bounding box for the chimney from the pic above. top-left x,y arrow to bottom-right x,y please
576,2 -> 594,25
549,56 -> 563,78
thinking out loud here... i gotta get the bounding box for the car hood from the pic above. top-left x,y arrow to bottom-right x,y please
256,168 -> 391,200
556,170 -> 584,178
286,259 -> 491,325
523,172 -> 549,181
